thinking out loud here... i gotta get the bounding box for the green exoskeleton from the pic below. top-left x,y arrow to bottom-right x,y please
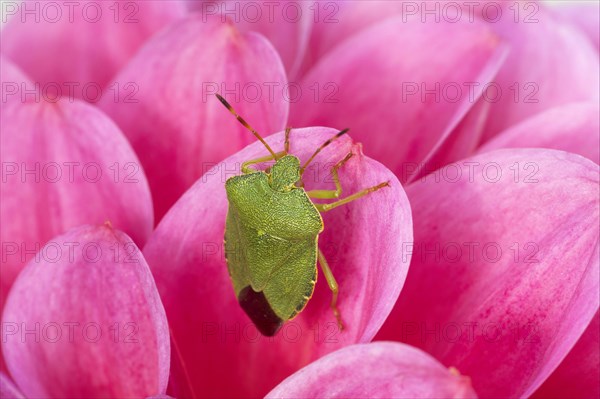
216,94 -> 389,336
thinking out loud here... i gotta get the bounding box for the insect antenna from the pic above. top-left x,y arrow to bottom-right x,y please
215,93 -> 278,159
300,128 -> 349,174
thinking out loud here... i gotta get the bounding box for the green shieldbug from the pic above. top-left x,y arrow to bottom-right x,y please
216,94 -> 389,336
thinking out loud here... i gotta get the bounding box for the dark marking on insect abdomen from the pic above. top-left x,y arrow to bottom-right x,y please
238,286 -> 283,336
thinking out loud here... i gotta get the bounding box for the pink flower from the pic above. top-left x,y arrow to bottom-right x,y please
143,127 -> 413,397
375,148 -> 599,398
1,224 -> 170,398
1,0 -> 187,102
266,341 -> 477,398
548,0 -> 600,50
98,14 -> 289,221
1,1 -> 598,398
187,1 -> 313,80
478,102 -> 600,164
288,0 -> 599,176
1,61 -> 153,314
0,58 -> 154,382
289,14 -> 509,184
532,311 -> 600,399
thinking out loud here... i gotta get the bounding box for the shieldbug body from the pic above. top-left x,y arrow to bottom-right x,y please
216,94 -> 389,336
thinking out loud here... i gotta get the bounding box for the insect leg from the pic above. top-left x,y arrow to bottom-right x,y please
318,249 -> 344,330
242,151 -> 286,174
284,127 -> 292,154
300,128 -> 350,175
215,93 -> 279,159
315,181 -> 390,212
306,152 -> 353,199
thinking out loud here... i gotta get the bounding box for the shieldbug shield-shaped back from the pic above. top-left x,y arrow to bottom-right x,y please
217,94 -> 389,336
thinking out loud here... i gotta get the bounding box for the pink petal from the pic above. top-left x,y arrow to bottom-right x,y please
410,99 -> 492,182
0,373 -> 24,399
0,56 -> 31,86
532,311 -> 600,399
143,127 -> 412,397
0,99 -> 153,314
266,342 -> 477,398
478,2 -> 599,140
190,1 -> 312,79
1,1 -> 186,101
310,0 -> 403,52
99,15 -> 289,221
0,57 -> 34,375
549,1 -> 600,49
299,1 -> 406,77
1,224 -> 170,398
0,57 -> 34,120
376,148 -> 600,398
478,102 -> 600,165
289,15 -> 508,183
